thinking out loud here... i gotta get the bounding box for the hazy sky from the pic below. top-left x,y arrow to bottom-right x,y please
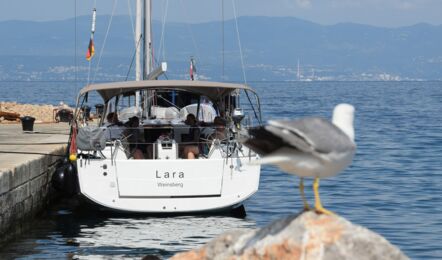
0,0 -> 441,27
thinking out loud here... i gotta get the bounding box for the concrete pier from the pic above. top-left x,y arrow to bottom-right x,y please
0,123 -> 69,244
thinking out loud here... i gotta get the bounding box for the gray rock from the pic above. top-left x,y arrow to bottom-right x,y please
171,211 -> 409,260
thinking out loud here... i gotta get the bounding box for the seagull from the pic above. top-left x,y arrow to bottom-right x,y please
244,104 -> 356,215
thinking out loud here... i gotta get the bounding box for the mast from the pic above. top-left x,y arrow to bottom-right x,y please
143,0 -> 153,78
135,0 -> 142,81
135,0 -> 142,108
221,0 -> 224,81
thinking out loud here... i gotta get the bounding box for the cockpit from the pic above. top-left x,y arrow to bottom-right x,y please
74,80 -> 262,161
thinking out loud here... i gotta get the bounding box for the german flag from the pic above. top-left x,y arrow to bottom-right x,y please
86,38 -> 95,61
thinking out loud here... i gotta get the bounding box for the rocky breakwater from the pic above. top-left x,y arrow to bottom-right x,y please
0,102 -> 55,123
0,102 -> 72,123
171,211 -> 408,260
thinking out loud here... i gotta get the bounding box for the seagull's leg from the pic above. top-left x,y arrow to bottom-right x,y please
299,178 -> 310,211
313,177 -> 335,215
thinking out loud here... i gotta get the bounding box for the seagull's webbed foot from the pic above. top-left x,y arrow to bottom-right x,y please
315,204 -> 335,215
299,178 -> 310,211
313,177 -> 335,215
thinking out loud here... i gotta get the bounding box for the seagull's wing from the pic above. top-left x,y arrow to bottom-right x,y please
243,126 -> 285,156
268,117 -> 355,155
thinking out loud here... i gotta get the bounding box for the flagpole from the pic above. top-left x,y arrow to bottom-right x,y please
86,8 -> 96,84
88,8 -> 96,58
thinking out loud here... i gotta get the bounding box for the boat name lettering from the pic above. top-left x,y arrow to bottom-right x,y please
156,170 -> 185,179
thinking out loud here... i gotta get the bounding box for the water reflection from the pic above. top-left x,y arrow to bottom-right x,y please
74,215 -> 256,258
0,205 -> 256,259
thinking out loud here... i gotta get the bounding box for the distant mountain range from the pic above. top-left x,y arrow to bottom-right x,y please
0,16 -> 441,81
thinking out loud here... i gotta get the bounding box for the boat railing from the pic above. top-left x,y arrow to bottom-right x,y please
77,124 -> 247,160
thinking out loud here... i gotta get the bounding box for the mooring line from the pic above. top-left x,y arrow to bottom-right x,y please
23,132 -> 70,135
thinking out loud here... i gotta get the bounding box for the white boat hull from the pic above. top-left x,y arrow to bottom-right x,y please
76,155 -> 261,213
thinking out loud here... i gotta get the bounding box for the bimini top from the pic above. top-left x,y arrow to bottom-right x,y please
79,80 -> 254,101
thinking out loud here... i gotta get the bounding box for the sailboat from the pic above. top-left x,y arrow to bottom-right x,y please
65,0 -> 263,213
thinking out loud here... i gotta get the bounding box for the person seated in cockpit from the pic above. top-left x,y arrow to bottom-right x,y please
182,114 -> 200,159
123,116 -> 144,159
104,112 -> 124,140
209,116 -> 227,141
199,116 -> 228,156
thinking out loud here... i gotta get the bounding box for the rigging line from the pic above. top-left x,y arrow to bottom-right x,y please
127,0 -> 135,36
92,0 -> 119,83
230,1 -> 260,123
158,0 -> 169,63
126,0 -> 138,81
125,35 -> 143,81
74,0 -> 78,87
178,0 -> 203,68
231,0 -> 247,84
243,89 -> 261,124
156,94 -> 181,109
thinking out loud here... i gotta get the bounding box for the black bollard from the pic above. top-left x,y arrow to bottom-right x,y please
20,116 -> 35,131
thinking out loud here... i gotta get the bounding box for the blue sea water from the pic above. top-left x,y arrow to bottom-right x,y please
0,81 -> 441,259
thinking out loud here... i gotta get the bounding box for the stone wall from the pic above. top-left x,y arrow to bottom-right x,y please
0,147 -> 65,245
